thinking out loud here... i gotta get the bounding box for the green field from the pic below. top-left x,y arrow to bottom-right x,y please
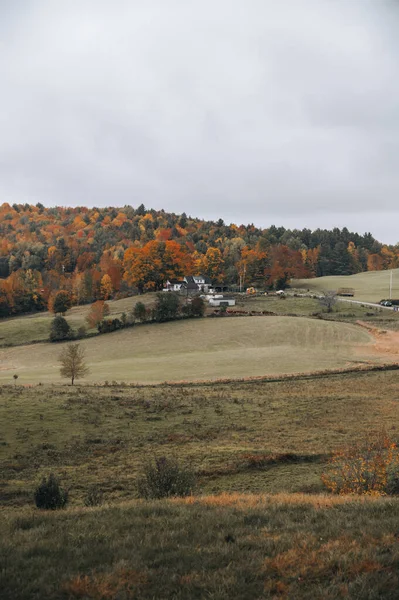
0,294 -> 157,348
0,316 -> 377,385
2,369 -> 399,598
293,268 -> 399,303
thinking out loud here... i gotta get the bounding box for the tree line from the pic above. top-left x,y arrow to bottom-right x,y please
0,202 -> 398,317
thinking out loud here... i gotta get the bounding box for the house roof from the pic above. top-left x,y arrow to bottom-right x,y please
168,279 -> 185,285
184,282 -> 199,290
185,275 -> 212,284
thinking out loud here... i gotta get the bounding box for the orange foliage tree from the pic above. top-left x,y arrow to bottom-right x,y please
86,300 -> 110,328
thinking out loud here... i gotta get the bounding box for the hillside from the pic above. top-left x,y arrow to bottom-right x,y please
0,316 -> 377,384
293,268 -> 399,303
1,202 -> 398,319
3,370 -> 399,598
3,493 -> 399,599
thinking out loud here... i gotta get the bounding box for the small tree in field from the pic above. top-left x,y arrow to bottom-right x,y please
49,290 -> 71,315
190,296 -> 205,317
318,290 -> 337,313
86,300 -> 110,328
59,343 -> 89,385
50,316 -> 72,342
153,292 -> 180,322
132,301 -> 147,322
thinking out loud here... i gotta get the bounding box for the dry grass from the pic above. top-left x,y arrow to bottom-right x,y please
2,369 -> 399,598
2,369 -> 399,508
2,492 -> 399,599
0,316 -> 377,384
293,268 -> 399,303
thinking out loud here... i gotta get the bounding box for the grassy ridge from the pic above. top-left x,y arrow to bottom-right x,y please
2,493 -> 399,599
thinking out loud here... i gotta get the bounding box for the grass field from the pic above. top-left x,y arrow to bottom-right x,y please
2,369 -> 399,598
0,294 -> 157,348
2,369 -> 399,507
293,267 -> 399,303
3,493 -> 399,599
0,316 -> 377,384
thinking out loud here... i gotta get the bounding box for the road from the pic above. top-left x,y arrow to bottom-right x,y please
338,298 -> 395,311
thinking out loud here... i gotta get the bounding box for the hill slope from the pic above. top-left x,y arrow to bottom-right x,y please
0,316 -> 375,384
2,493 -> 399,599
293,268 -> 399,303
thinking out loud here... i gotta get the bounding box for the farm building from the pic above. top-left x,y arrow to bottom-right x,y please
184,275 -> 212,292
208,297 -> 236,307
163,279 -> 185,292
337,288 -> 355,297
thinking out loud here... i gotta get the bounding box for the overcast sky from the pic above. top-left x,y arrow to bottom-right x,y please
1,1 -> 399,243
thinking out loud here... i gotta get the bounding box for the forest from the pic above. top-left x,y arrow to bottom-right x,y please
0,201 -> 398,317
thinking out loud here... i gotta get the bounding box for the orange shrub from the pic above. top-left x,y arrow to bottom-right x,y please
321,431 -> 399,495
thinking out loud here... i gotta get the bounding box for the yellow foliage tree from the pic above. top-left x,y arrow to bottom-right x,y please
100,274 -> 113,300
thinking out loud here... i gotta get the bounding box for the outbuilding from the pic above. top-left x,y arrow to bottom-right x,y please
208,296 -> 236,307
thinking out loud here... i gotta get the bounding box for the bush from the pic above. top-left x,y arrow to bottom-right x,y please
77,325 -> 87,338
321,432 -> 399,495
97,318 -> 122,334
49,290 -> 71,315
50,316 -> 72,342
137,456 -> 196,499
34,474 -> 68,510
153,293 -> 180,323
132,301 -> 147,322
84,486 -> 104,507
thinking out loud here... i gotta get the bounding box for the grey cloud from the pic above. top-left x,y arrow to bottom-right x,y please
0,0 -> 399,242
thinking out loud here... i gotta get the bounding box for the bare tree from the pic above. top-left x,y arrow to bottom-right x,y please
59,344 -> 89,385
318,290 -> 337,313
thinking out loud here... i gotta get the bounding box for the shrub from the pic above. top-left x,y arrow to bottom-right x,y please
77,325 -> 87,338
84,486 -> 104,507
153,293 -> 180,322
321,432 -> 399,495
34,473 -> 68,510
49,290 -> 71,315
137,456 -> 195,499
132,301 -> 147,322
50,316 -> 72,342
97,318 -> 122,334
182,296 -> 205,318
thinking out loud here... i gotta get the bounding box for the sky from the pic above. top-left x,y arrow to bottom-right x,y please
0,0 -> 399,243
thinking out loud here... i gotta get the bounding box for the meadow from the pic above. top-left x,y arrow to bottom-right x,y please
2,369 -> 399,598
2,280 -> 399,598
2,369 -> 399,507
293,267 -> 399,303
0,294 -> 157,348
0,315 -> 378,384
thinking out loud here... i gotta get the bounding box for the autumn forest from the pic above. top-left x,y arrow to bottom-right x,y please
0,201 -> 398,318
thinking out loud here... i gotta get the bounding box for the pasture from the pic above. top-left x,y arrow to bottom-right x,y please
0,293 -> 157,348
293,267 -> 399,303
2,369 -> 399,598
2,369 -> 399,508
3,493 -> 399,599
0,316 -> 377,385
